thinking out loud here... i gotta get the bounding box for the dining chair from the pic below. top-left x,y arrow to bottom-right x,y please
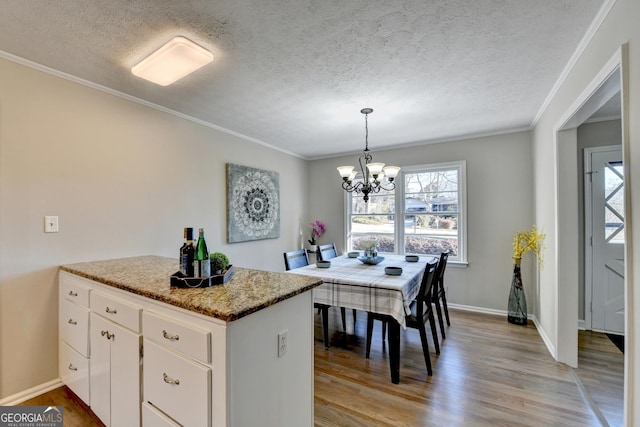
284,249 -> 330,348
431,250 -> 451,340
366,259 -> 439,376
317,243 -> 357,332
317,243 -> 338,261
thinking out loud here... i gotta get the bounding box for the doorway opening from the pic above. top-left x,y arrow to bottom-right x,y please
554,45 -> 629,425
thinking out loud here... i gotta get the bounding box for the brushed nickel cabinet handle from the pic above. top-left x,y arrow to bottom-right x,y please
105,306 -> 117,314
163,372 -> 180,385
162,330 -> 180,341
68,290 -> 78,297
68,318 -> 77,325
68,364 -> 77,371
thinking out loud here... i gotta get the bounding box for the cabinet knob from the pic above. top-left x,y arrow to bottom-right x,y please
68,318 -> 77,325
68,290 -> 78,297
162,330 -> 180,341
68,364 -> 77,371
163,372 -> 180,385
105,306 -> 118,315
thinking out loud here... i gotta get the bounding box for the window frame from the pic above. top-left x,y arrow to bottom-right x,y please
345,160 -> 467,264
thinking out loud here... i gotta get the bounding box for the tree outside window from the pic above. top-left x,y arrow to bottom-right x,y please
346,161 -> 466,263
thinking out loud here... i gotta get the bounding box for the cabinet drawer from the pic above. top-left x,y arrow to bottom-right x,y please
59,342 -> 89,405
60,299 -> 90,356
142,402 -> 181,427
143,311 -> 211,364
60,272 -> 91,308
91,291 -> 142,332
143,339 -> 211,427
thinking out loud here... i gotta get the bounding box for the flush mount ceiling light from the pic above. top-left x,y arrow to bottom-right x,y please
131,36 -> 213,86
337,108 -> 400,203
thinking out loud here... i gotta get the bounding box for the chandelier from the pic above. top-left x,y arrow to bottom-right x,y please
337,108 -> 400,202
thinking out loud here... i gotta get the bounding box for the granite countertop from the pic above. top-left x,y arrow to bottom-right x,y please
60,255 -> 322,322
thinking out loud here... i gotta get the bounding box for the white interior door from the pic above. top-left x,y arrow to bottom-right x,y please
589,148 -> 625,334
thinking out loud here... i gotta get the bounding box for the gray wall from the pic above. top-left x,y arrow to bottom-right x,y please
309,132 -> 535,313
0,58 -> 310,398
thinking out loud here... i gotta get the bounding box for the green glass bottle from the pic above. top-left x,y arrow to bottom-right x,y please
194,228 -> 210,278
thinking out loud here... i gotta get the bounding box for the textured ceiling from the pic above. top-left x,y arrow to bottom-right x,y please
0,0 -> 606,159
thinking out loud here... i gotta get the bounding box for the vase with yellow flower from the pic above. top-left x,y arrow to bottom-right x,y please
509,226 -> 546,325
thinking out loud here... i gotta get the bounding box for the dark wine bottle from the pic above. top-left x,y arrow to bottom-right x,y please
194,228 -> 210,278
180,228 -> 195,276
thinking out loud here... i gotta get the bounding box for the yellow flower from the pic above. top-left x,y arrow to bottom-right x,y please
513,226 -> 546,268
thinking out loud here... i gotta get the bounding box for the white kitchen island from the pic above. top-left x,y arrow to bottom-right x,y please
59,255 -> 321,427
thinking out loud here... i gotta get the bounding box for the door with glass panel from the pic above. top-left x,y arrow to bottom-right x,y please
589,148 -> 624,334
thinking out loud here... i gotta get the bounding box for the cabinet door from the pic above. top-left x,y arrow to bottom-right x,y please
90,313 -> 112,426
110,322 -> 141,427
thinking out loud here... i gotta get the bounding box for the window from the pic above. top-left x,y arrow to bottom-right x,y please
346,161 -> 466,263
604,160 -> 624,244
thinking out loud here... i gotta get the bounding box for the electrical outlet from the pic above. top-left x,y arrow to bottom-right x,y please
44,216 -> 59,233
278,330 -> 288,357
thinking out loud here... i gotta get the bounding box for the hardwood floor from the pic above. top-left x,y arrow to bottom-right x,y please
574,330 -> 624,427
17,309 -> 623,426
314,308 -> 621,427
17,385 -> 104,427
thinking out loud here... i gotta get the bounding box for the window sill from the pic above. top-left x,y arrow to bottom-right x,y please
448,261 -> 468,269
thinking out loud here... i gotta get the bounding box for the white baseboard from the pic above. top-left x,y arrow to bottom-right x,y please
578,319 -> 586,330
531,316 -> 557,359
447,303 -> 508,317
0,378 -> 63,406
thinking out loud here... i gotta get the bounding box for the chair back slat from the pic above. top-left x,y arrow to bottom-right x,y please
317,243 -> 337,261
284,249 -> 309,270
437,250 -> 450,283
416,259 -> 439,305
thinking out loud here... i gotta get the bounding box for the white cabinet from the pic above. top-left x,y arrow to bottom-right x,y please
89,293 -> 142,427
142,402 -> 180,427
60,267 -> 315,427
58,273 -> 91,404
142,310 -> 211,363
143,339 -> 211,426
59,342 -> 89,403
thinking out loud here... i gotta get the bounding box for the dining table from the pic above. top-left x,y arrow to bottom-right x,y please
286,253 -> 436,384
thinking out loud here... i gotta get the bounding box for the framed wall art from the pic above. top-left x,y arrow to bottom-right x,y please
226,163 -> 280,243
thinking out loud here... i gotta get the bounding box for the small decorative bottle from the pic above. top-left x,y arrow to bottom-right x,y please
193,228 -> 211,278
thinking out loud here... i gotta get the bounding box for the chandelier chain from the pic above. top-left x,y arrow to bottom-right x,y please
364,112 -> 369,151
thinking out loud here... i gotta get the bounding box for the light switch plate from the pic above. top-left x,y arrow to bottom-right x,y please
44,216 -> 59,233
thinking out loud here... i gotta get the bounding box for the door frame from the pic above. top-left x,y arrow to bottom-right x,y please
553,43 -> 632,421
554,45 -> 627,364
584,145 -> 623,331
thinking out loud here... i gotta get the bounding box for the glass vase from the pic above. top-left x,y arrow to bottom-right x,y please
507,258 -> 527,325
